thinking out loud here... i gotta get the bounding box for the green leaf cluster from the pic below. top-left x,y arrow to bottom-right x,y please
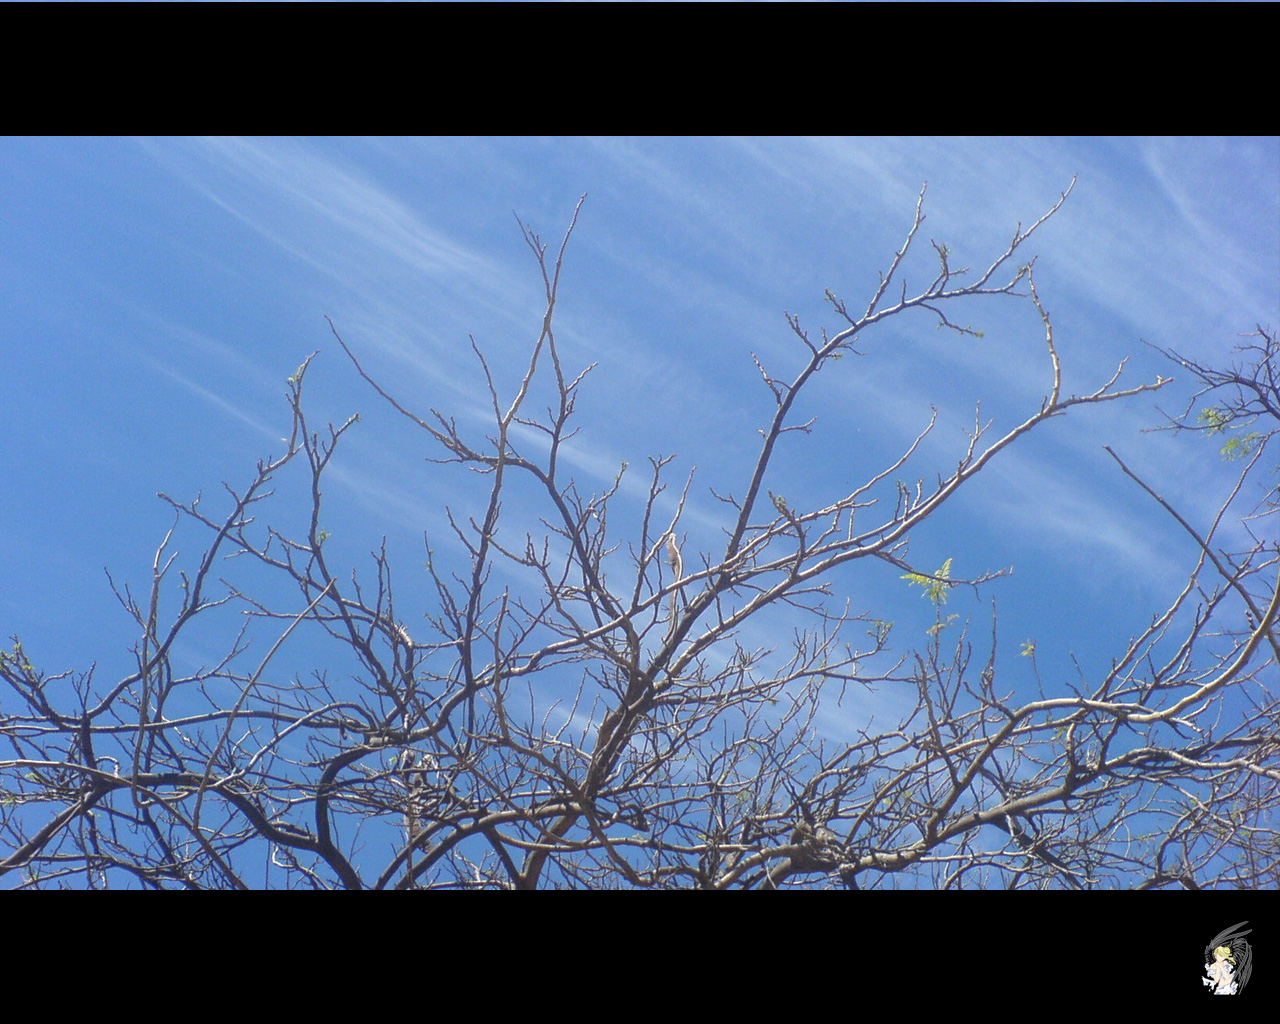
1198,406 -> 1263,460
0,638 -> 36,677
901,557 -> 954,605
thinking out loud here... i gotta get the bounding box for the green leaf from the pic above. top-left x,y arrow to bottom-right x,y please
1197,406 -> 1229,434
901,557 -> 955,605
927,614 -> 959,636
1220,432 -> 1263,460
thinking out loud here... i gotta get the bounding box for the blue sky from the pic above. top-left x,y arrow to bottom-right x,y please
2,137 -> 1277,740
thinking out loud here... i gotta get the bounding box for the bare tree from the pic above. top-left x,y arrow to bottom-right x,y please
2,186 -> 1276,889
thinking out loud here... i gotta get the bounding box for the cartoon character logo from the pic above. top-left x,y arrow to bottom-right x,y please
1203,921 -> 1252,995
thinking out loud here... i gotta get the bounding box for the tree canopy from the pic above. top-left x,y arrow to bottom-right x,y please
2,179 -> 1276,889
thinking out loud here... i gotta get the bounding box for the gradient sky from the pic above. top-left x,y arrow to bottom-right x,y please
3,137 -> 1277,742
